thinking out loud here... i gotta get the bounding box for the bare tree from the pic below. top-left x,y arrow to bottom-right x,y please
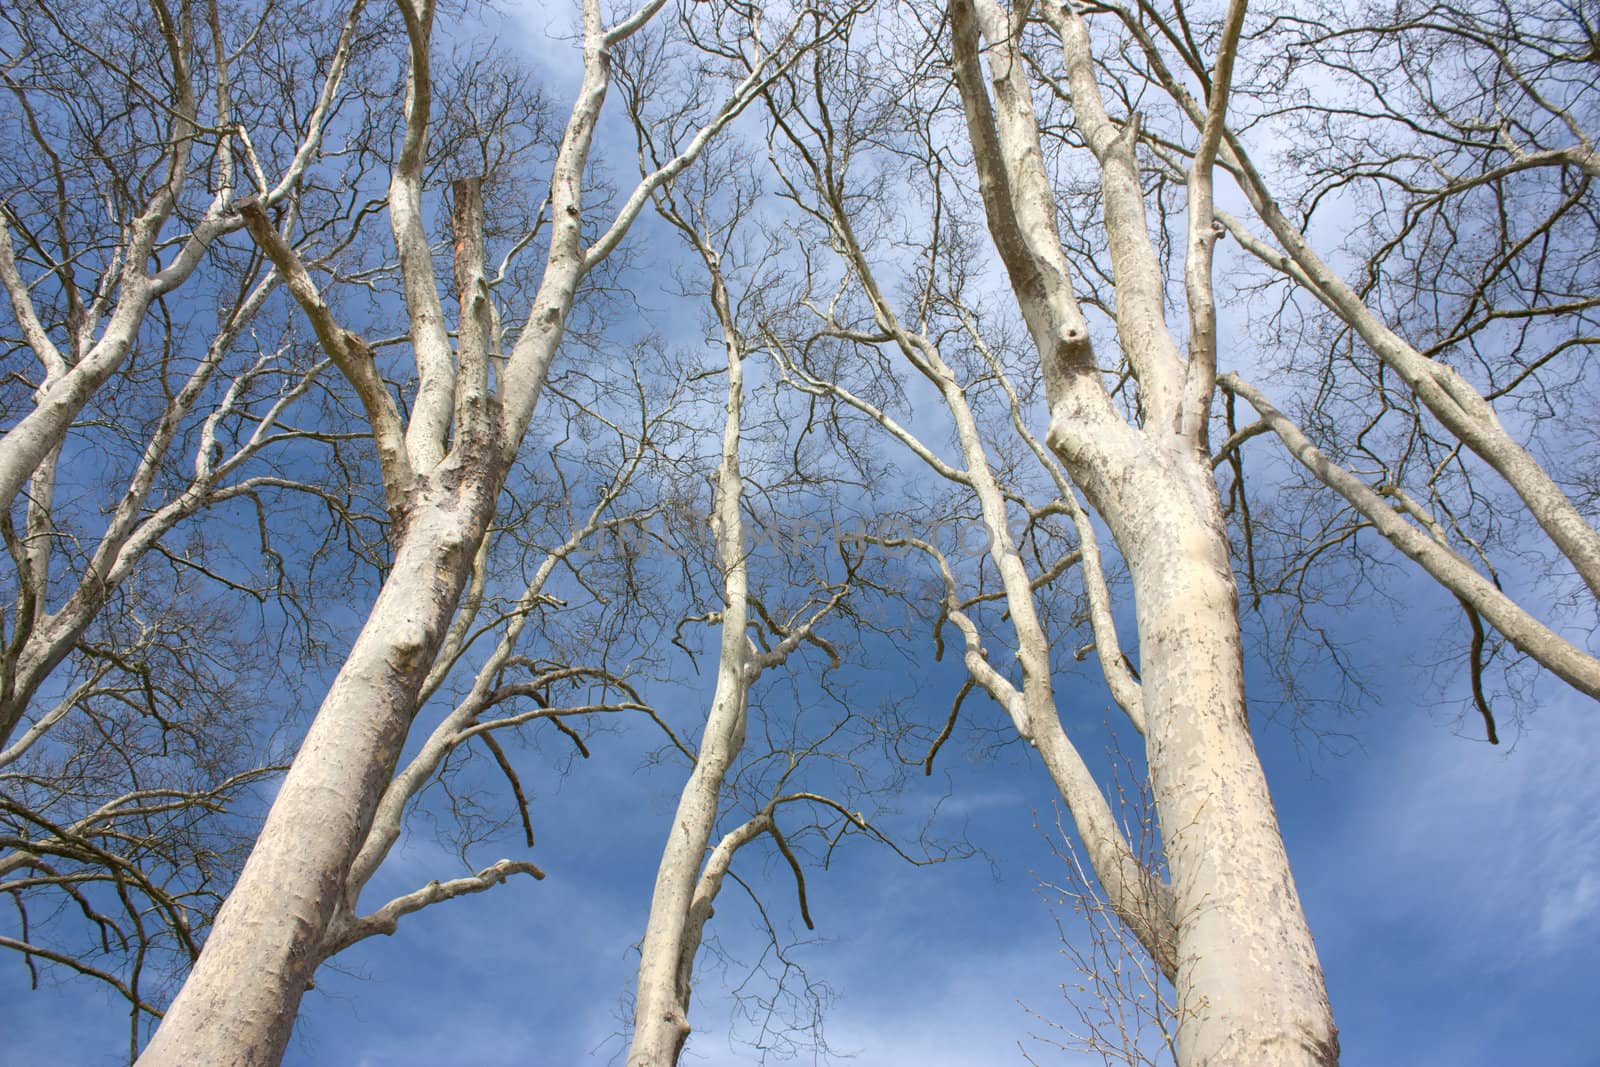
733,2 -> 1344,1060
0,0 -> 400,1041
133,2 -> 847,1062
0,0 -> 372,519
318,372 -> 682,963
1229,0 -> 1600,723
7,1 -> 1595,1064
0,0 -> 383,751
758,33 -> 1181,979
616,140 -> 865,1063
740,0 -> 1597,1061
1063,0 -> 1600,717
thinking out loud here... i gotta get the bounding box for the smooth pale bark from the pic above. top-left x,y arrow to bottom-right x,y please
314,408 -> 645,959
627,228 -> 753,1064
337,492 -> 649,924
137,468 -> 497,1067
137,0 -> 600,1057
948,0 -> 1338,1061
138,3 -> 815,1061
1135,506 -> 1333,1065
1062,420 -> 1336,1064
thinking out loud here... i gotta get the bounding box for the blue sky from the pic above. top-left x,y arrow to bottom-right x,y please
8,630 -> 1597,1065
268,656 -> 1600,1067
5,4 -> 1599,1066
286,652 -> 1600,1067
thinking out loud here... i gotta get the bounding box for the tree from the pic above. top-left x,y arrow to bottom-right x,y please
0,0 -> 396,1039
1212,0 -> 1600,717
951,3 -> 1329,1051
5,0 -> 1597,1064
0,0 -> 375,526
617,128 -> 886,1063
732,4 -> 1335,1060
722,0 -> 1592,1061
1082,0 -> 1600,713
131,1 -> 844,1063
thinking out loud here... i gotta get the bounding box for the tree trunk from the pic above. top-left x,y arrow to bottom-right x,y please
1085,438 -> 1338,1066
136,465 -> 496,1067
627,258 -> 751,1066
625,663 -> 749,1066
945,0 -> 1340,1038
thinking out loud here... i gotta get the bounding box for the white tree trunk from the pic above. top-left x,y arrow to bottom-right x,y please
137,469 -> 497,1067
1109,453 -> 1336,1065
628,251 -> 751,1067
943,0 -> 1341,1054
626,657 -> 750,1066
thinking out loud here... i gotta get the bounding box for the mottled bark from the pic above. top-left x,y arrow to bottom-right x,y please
1084,441 -> 1335,1065
627,254 -> 752,1065
137,2 -> 816,1061
137,471 -> 496,1066
948,0 -> 1339,1060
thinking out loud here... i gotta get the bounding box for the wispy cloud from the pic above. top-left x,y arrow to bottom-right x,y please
1244,682 -> 1600,1066
1329,691 -> 1600,966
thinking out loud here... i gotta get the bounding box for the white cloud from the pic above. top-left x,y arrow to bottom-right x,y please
1537,870 -> 1599,948
1315,687 -> 1600,968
